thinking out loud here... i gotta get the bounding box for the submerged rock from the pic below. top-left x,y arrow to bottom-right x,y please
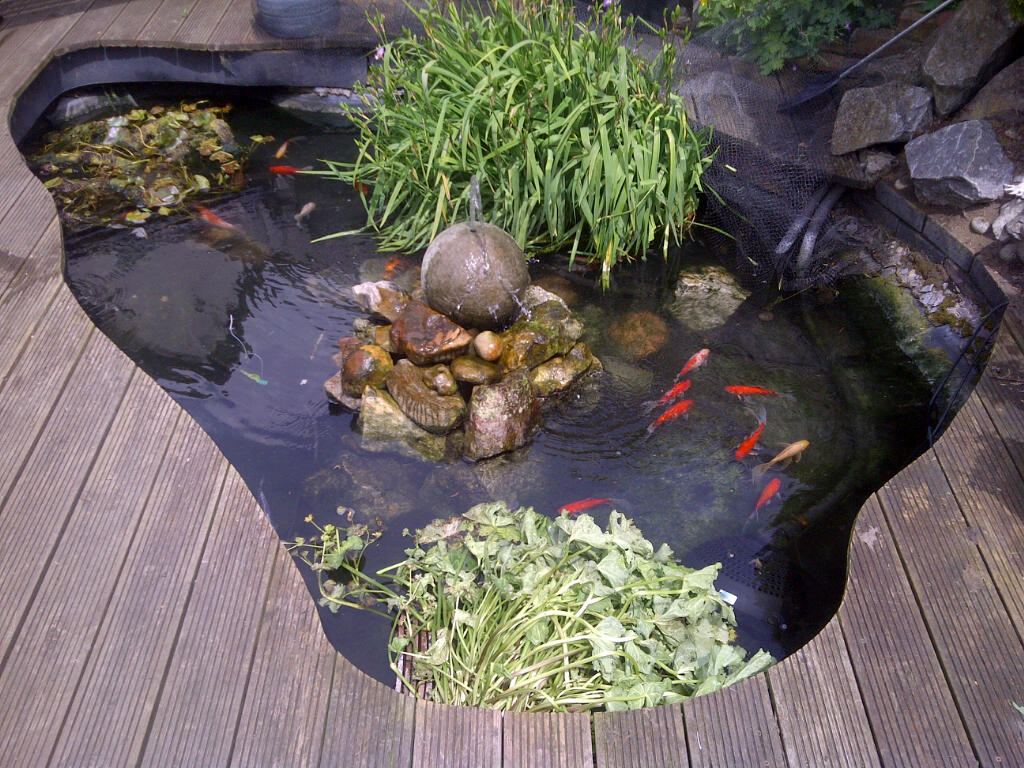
463,368 -> 541,461
356,386 -> 447,462
389,300 -> 473,365
666,264 -> 750,332
421,221 -> 529,329
385,358 -> 466,434
608,311 -> 668,362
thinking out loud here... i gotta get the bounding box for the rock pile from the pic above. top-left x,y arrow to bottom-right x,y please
324,278 -> 600,462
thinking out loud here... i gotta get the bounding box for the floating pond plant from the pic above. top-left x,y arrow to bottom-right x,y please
290,502 -> 774,711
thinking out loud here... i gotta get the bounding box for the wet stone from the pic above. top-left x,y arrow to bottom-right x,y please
385,358 -> 466,434
499,298 -> 583,373
356,386 -> 447,462
389,300 -> 473,365
608,311 -> 669,362
323,371 -> 361,410
530,342 -> 599,397
451,355 -> 502,385
463,368 -> 541,461
341,344 -> 393,397
424,364 -> 458,396
473,330 -> 503,362
351,280 -> 411,323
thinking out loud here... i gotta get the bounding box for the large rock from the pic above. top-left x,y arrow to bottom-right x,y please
356,386 -> 447,462
351,280 -> 410,323
530,343 -> 599,397
921,0 -> 1024,116
666,263 -> 750,332
389,300 -> 473,365
959,56 -> 1024,121
830,84 -> 932,156
421,221 -> 529,330
608,311 -> 668,362
384,358 -> 466,434
905,120 -> 1014,207
499,296 -> 584,372
463,368 -> 541,460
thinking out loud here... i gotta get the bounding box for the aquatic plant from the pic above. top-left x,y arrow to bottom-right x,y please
313,0 -> 710,287
290,502 -> 773,711
28,101 -> 272,229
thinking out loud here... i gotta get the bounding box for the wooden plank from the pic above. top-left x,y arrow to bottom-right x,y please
99,0 -> 164,44
229,548 -> 336,768
136,467 -> 278,768
931,393 -> 1024,638
837,495 -> 975,767
977,330 -> 1024,480
171,0 -> 234,47
0,182 -> 61,270
767,619 -> 881,768
56,0 -> 128,50
682,675 -> 786,768
593,704 -> 687,768
877,450 -> 1024,768
0,373 -> 180,768
411,698 -> 502,768
0,286 -> 91,505
503,711 -> 592,768
47,420 -> 229,767
210,0 -> 266,49
0,328 -> 132,658
137,0 -> 201,44
319,661 -> 415,768
0,10 -> 90,102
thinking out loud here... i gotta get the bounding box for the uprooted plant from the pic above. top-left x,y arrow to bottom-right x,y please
290,502 -> 773,712
312,0 -> 711,287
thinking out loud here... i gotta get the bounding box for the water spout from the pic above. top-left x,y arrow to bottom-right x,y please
468,174 -> 482,232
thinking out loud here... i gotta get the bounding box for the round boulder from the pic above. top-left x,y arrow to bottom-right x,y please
421,222 -> 529,330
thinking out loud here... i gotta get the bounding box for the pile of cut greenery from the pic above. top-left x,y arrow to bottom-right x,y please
290,502 -> 773,711
28,101 -> 271,229
312,0 -> 710,287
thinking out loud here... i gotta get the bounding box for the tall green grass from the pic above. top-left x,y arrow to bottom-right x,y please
313,0 -> 710,287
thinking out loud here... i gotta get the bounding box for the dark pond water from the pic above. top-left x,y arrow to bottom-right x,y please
33,90 -> 956,684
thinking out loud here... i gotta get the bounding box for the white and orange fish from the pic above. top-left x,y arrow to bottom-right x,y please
753,440 -> 810,481
675,348 -> 709,380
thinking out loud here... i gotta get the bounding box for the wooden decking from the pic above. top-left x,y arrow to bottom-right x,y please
0,2 -> 1022,766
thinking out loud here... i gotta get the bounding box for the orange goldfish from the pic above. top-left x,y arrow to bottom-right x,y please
383,256 -> 408,278
653,378 -> 692,406
754,478 -> 781,511
274,138 -> 293,158
647,399 -> 694,433
725,385 -> 779,398
195,205 -> 236,230
735,420 -> 765,460
676,348 -> 709,380
753,440 -> 810,481
269,165 -> 299,175
558,497 -> 613,515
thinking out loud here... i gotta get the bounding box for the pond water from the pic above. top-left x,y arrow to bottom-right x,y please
36,90 -> 952,685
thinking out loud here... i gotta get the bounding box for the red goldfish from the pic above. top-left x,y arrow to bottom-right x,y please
754,478 -> 781,513
647,399 -> 694,433
269,165 -> 299,175
725,385 -> 779,398
195,205 -> 236,230
653,378 -> 692,406
558,497 -> 613,516
676,348 -> 709,380
735,421 -> 765,460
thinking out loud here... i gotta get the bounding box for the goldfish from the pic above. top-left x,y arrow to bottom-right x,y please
754,478 -> 781,513
725,385 -> 780,399
269,165 -> 299,175
558,497 -> 613,515
647,399 -> 694,433
294,202 -> 316,224
383,256 -> 408,277
676,348 -> 709,380
753,440 -> 810,481
195,205 -> 236,230
274,138 -> 293,159
735,417 -> 766,460
649,378 -> 691,408
354,181 -> 369,195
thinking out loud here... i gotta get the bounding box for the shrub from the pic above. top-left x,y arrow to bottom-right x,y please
313,0 -> 710,287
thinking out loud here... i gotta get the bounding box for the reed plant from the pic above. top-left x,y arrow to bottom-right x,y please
291,503 -> 773,711
312,0 -> 710,287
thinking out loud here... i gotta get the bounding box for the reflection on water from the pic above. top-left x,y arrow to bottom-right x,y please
58,108 -> 941,684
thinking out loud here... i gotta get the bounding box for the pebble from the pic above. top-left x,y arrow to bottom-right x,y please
969,216 -> 990,235
894,178 -> 910,191
757,311 -> 774,322
473,330 -> 503,362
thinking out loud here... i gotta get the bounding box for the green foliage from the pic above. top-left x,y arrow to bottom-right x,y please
697,0 -> 897,74
291,502 -> 773,711
312,0 -> 710,287
1010,0 -> 1024,22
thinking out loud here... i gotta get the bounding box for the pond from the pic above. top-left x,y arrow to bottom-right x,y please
29,88 -> 961,686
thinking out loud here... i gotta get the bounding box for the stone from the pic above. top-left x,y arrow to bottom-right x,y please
959,56 -> 1024,121
451,355 -> 502,385
666,263 -> 751,332
859,150 -> 897,184
499,297 -> 584,372
922,0 -> 1024,116
463,368 -> 541,461
351,280 -> 410,323
608,311 -> 669,362
384,358 -> 466,434
905,120 -> 1014,207
473,330 -> 503,362
830,84 -> 932,156
999,243 -> 1018,263
969,216 -> 990,235
424,364 -> 458,396
992,198 -> 1024,242
341,344 -> 393,397
389,300 -> 473,365
356,386 -> 447,462
421,221 -> 529,329
323,371 -> 361,410
529,343 -> 599,397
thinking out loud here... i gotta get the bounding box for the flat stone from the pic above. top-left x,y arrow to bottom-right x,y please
351,280 -> 410,323
831,84 -> 932,156
389,300 -> 473,365
463,368 -> 541,461
530,343 -> 599,397
356,386 -> 447,462
323,371 -> 361,410
905,120 -> 1014,207
959,56 -> 1024,121
922,0 -> 1024,116
451,355 -> 502,385
384,358 -> 466,434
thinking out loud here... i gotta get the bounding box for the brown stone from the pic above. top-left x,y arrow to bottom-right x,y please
351,280 -> 411,323
473,330 -> 503,362
389,300 -> 473,365
384,358 -> 466,434
463,368 -> 540,460
341,344 -> 394,397
608,311 -> 669,362
451,355 -> 503,385
323,371 -> 361,410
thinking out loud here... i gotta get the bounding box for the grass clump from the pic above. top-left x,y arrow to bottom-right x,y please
291,502 -> 773,712
312,0 -> 710,287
